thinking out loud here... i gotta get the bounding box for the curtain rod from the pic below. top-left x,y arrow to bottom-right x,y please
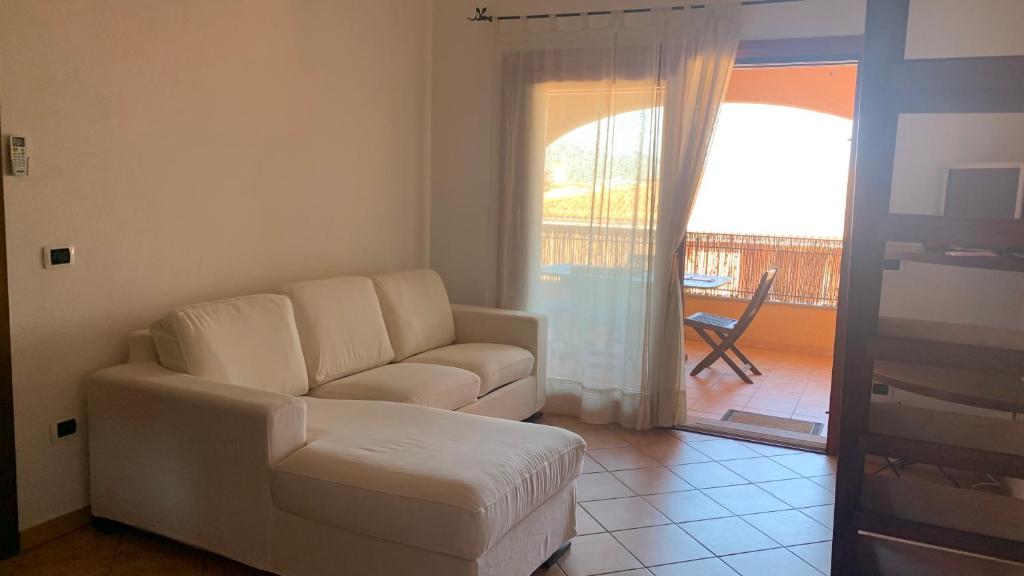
467,0 -> 804,22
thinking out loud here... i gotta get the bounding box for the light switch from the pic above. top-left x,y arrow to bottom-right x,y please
43,245 -> 75,269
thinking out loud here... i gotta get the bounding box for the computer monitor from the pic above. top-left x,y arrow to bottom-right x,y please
941,163 -> 1024,220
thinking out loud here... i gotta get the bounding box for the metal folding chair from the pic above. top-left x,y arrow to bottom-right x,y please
684,268 -> 778,384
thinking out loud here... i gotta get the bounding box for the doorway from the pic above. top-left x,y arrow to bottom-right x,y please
679,49 -> 861,451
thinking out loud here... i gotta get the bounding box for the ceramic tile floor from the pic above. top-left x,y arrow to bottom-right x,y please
532,415 -> 836,576
0,418 -> 836,576
682,339 -> 834,437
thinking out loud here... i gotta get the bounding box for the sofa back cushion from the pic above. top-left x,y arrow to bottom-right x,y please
371,270 -> 455,360
283,276 -> 395,386
151,294 -> 309,396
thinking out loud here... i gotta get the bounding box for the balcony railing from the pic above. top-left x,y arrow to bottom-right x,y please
541,224 -> 844,307
683,232 -> 843,307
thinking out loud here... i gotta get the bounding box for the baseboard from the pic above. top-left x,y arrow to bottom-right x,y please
19,506 -> 91,551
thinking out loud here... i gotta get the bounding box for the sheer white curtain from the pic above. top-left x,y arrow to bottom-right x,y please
495,6 -> 739,429
649,11 -> 740,427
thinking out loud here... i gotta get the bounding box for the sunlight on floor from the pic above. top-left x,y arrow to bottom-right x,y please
683,340 -> 833,438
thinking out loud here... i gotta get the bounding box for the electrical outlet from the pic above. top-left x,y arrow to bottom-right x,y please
49,417 -> 78,443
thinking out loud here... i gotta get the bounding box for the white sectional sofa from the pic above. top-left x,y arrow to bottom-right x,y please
86,270 -> 583,576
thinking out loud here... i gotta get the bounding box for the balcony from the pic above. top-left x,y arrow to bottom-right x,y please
542,224 -> 843,308
542,224 -> 840,440
542,224 -> 842,355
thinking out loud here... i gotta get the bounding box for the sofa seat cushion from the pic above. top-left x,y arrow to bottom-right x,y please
403,343 -> 534,397
271,401 -> 585,560
150,294 -> 309,396
283,276 -> 395,386
307,363 -> 480,411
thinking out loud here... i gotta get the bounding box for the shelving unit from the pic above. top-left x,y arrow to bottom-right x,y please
866,403 -> 1024,478
885,245 -> 1024,273
872,361 -> 1024,413
859,475 -> 1024,561
832,1 -> 1024,574
859,535 -> 1024,576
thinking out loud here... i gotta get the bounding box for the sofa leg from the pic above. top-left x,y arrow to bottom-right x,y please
524,411 -> 543,423
91,516 -> 127,535
541,541 -> 571,568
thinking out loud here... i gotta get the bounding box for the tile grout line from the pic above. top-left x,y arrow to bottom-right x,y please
568,423 -> 834,576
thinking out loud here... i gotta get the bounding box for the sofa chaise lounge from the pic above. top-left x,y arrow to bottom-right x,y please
87,270 -> 584,576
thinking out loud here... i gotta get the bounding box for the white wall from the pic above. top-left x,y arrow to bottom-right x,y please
0,0 -> 431,530
430,0 -> 866,306
906,0 -> 1024,59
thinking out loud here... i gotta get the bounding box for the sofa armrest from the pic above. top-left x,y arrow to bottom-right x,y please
451,304 -> 547,365
86,362 -> 306,567
451,304 -> 548,408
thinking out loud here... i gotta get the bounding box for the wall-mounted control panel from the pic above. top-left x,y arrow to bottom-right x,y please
7,135 -> 28,176
50,417 -> 78,443
43,245 -> 75,269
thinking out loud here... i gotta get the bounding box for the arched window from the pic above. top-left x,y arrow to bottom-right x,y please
542,101 -> 853,307
689,102 -> 852,239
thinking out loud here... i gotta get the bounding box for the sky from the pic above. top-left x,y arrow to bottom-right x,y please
544,103 -> 854,239
688,103 -> 853,238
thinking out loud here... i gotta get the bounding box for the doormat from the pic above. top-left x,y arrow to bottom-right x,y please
721,410 -> 824,435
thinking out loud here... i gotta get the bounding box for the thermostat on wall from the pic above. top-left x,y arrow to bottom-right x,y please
7,135 -> 28,176
43,245 -> 75,269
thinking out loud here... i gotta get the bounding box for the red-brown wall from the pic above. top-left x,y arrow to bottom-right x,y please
725,64 -> 858,119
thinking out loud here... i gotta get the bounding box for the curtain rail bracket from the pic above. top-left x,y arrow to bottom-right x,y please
467,7 -> 493,22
